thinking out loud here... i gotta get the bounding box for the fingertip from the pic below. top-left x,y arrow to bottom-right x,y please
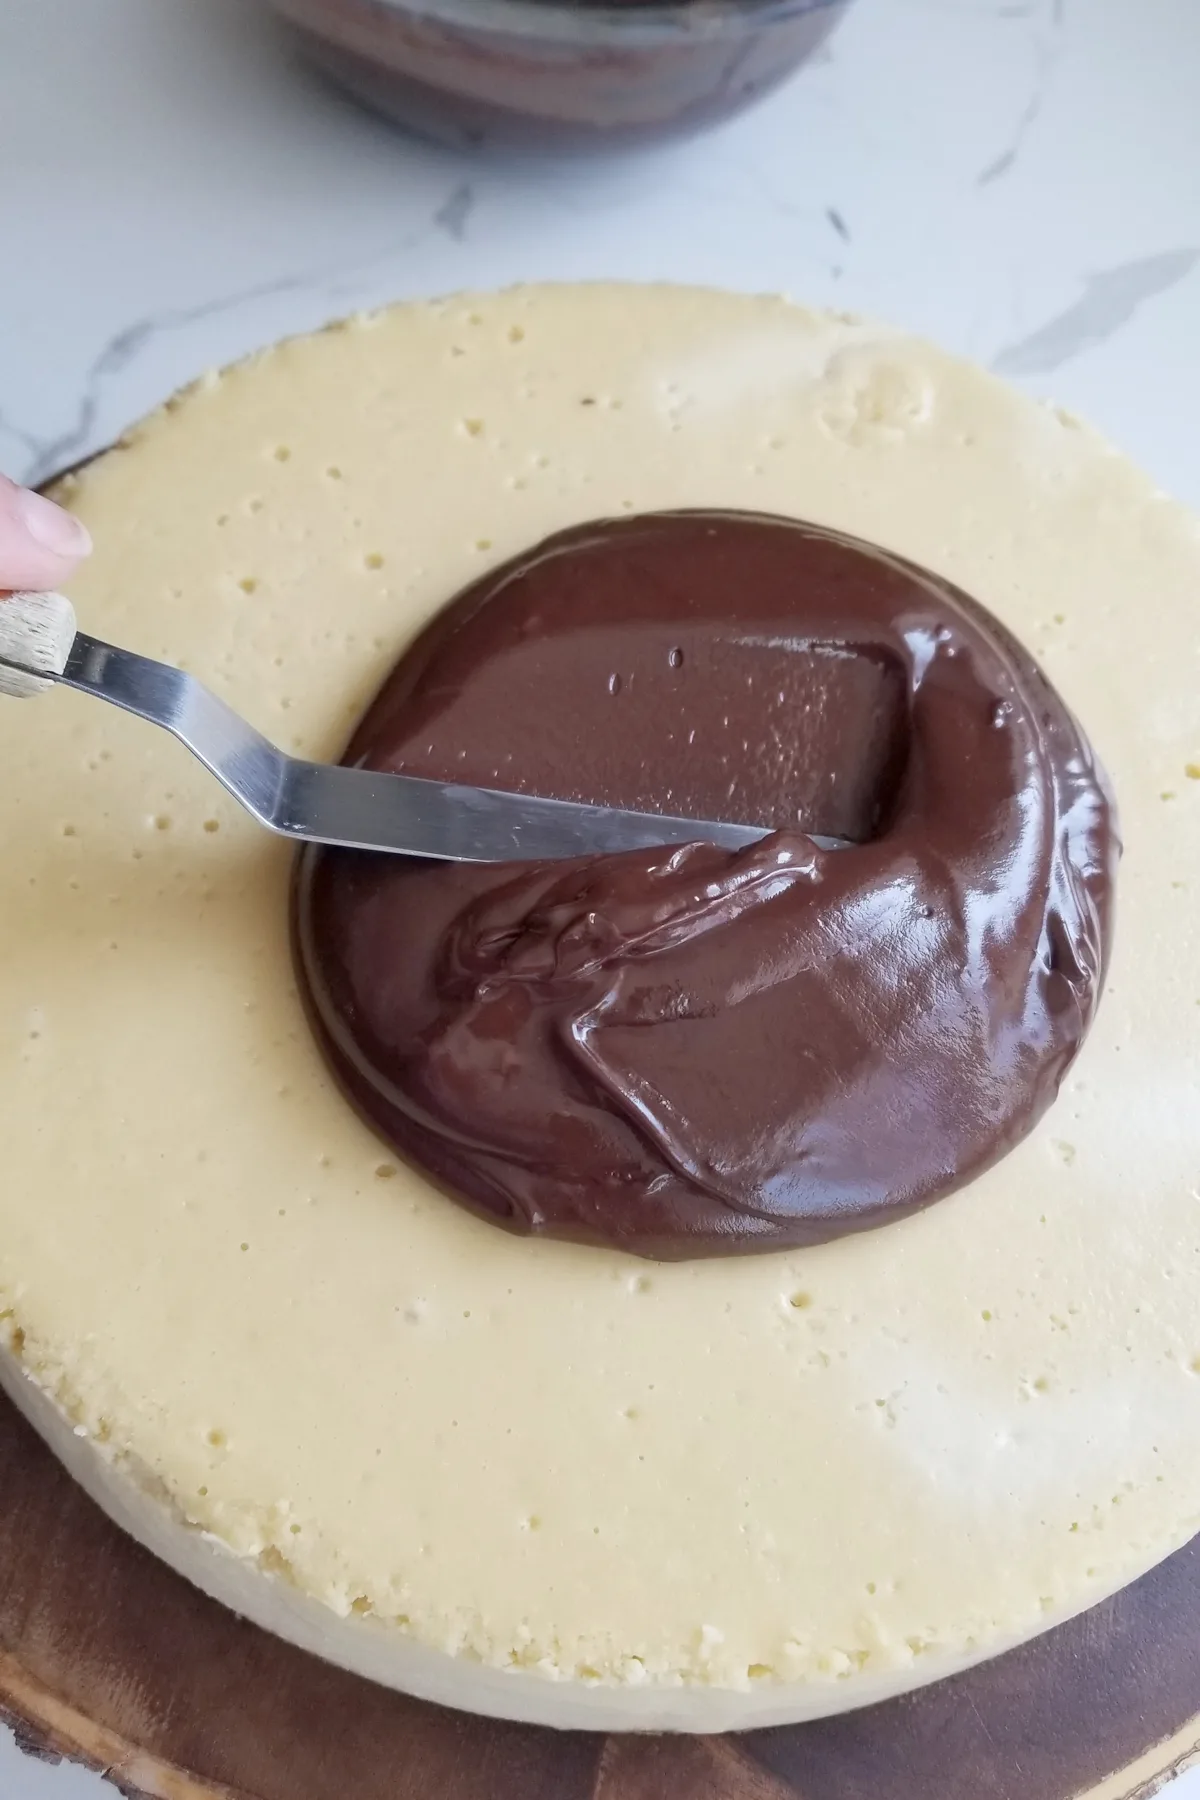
0,475 -> 92,590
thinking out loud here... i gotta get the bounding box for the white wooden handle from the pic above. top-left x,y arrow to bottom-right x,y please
0,591 -> 78,698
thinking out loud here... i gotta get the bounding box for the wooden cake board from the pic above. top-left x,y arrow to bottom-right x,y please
1,1394 -> 1199,1800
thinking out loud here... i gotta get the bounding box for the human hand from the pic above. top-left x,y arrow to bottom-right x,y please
0,472 -> 92,592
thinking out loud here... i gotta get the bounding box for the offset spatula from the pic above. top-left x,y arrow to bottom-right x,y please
0,591 -> 841,864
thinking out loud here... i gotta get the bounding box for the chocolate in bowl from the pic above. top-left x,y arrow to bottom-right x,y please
265,0 -> 854,152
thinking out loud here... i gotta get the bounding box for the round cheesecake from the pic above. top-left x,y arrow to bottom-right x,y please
1,284 -> 1199,1732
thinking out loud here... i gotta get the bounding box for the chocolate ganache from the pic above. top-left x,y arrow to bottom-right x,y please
293,511 -> 1116,1258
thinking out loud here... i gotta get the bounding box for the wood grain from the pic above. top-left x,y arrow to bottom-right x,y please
1,1394 -> 1198,1800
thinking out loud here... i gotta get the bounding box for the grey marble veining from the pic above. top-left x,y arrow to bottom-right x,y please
993,248 -> 1200,375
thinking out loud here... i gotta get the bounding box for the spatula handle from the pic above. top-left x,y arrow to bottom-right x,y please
0,590 -> 77,698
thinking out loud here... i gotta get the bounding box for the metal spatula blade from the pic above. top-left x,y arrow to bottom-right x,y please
0,592 -> 841,865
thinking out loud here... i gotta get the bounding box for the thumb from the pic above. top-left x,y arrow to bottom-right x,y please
0,474 -> 92,593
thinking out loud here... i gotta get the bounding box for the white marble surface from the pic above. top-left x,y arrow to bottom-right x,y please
2,0 -> 1199,1792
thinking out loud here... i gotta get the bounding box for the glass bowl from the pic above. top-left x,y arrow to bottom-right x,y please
266,0 -> 854,152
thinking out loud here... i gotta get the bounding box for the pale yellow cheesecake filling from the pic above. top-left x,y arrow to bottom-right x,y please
0,284 -> 1198,1730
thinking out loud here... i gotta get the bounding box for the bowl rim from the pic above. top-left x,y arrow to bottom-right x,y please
276,0 -> 849,52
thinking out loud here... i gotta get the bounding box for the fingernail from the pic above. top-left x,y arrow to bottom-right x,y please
16,487 -> 92,560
